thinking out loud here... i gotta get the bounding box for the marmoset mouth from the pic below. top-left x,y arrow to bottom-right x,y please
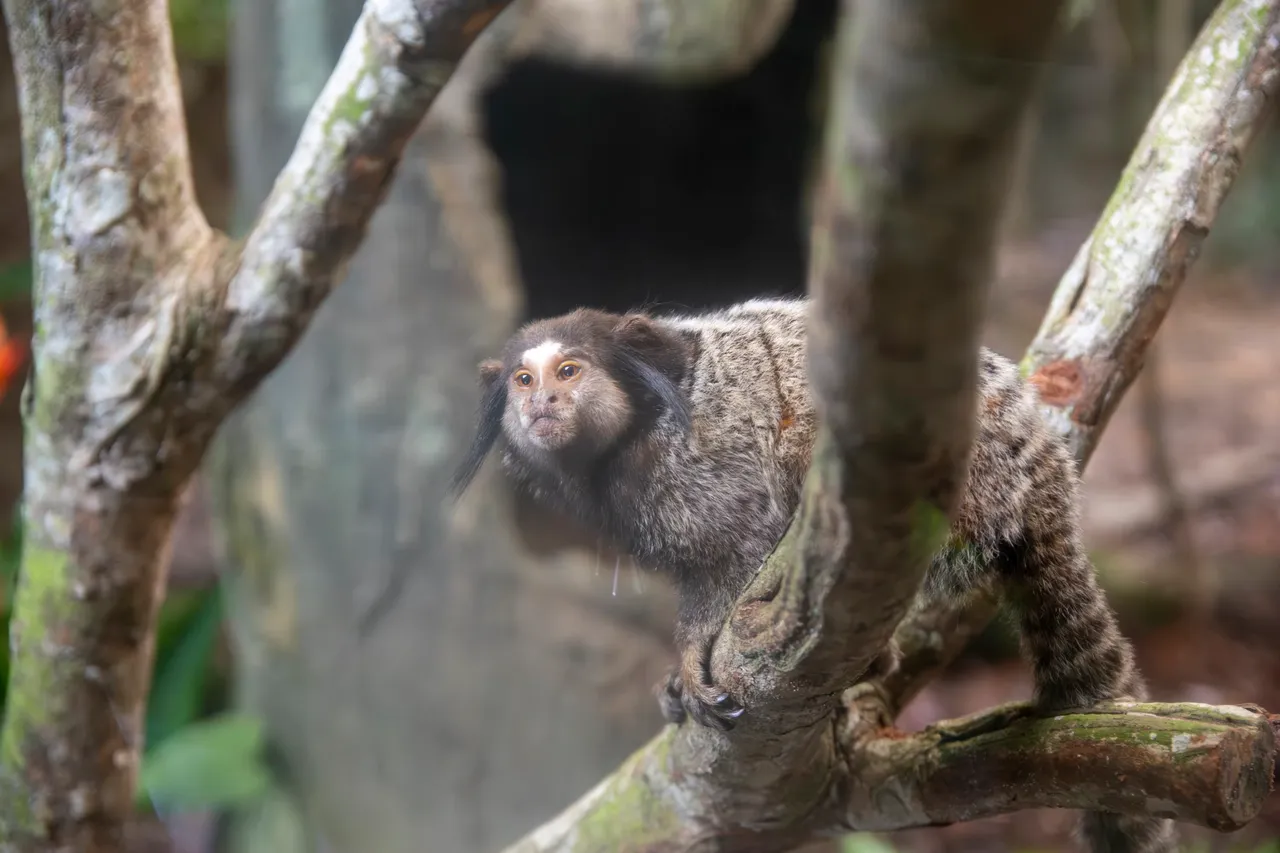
530,415 -> 562,438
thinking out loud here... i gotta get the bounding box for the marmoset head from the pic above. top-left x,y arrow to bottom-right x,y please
451,307 -> 693,496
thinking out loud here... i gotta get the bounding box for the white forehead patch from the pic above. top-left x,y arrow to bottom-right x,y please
521,340 -> 563,374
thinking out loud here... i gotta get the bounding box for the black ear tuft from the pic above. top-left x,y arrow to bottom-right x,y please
614,352 -> 692,431
610,315 -> 693,431
450,378 -> 508,499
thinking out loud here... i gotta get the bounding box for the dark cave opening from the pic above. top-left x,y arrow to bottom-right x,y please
479,0 -> 839,321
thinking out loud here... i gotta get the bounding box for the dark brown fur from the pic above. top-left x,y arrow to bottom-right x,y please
453,298 -> 1176,853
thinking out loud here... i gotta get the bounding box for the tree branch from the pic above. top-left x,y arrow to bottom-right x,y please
719,0 -> 1066,723
215,0 -> 512,404
3,0 -> 1274,847
0,0 -> 220,846
503,696 -> 1278,852
839,696 -> 1276,833
1028,0 -> 1280,463
0,0 -> 510,847
880,0 -> 1280,717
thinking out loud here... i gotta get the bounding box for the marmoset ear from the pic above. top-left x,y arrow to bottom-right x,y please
612,314 -> 662,349
478,358 -> 504,386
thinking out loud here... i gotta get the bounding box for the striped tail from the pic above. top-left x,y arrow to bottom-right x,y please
1000,444 -> 1177,853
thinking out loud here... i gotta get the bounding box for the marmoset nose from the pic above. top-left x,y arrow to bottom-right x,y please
531,389 -> 559,407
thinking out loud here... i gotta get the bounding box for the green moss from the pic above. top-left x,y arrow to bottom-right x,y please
934,705 -> 1252,773
322,38 -> 380,137
0,544 -> 74,827
328,83 -> 373,131
573,735 -> 683,850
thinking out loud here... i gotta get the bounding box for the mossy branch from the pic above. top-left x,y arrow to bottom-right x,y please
880,0 -> 1280,718
840,698 -> 1276,833
1028,0 -> 1280,466
503,699 -> 1277,853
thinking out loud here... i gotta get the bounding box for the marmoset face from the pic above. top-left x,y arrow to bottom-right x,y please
493,337 -> 634,458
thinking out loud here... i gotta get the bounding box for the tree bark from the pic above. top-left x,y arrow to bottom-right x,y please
1026,0 -> 1280,462
0,0 -> 512,848
835,698 -> 1274,834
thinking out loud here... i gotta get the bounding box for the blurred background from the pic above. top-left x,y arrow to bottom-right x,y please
0,0 -> 1278,851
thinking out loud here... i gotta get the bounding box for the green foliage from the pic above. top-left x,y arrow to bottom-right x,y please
0,504 -> 21,704
226,786 -> 310,853
137,711 -> 273,810
146,586 -> 225,751
0,260 -> 32,303
0,503 -> 21,599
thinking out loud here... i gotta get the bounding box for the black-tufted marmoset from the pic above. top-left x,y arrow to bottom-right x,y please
452,296 -> 1175,853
